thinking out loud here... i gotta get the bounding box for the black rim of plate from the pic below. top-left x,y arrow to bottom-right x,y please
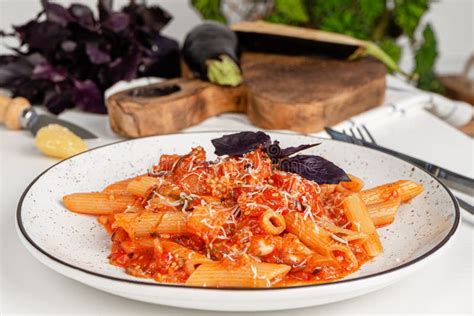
17,130 -> 461,291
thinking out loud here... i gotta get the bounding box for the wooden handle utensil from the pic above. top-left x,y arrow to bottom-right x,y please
0,96 -> 31,130
0,95 -> 97,139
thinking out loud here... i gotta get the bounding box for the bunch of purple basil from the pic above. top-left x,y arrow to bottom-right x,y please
0,0 -> 181,114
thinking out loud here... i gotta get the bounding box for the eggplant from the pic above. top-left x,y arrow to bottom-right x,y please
232,21 -> 408,77
182,22 -> 242,87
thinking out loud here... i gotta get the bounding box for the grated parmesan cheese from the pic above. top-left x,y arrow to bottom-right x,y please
330,233 -> 349,245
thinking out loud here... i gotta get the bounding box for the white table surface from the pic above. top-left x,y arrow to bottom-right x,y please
0,106 -> 473,315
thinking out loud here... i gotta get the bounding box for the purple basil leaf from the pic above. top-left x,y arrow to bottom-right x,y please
280,155 -> 350,184
0,55 -> 19,66
140,6 -> 172,33
68,4 -> 95,30
123,3 -> 172,33
212,131 -> 272,156
98,0 -> 114,20
103,13 -> 130,32
0,53 -> 51,102
61,40 -> 77,52
280,143 -> 320,157
14,21 -> 69,56
44,88 -> 73,114
102,47 -> 141,86
266,140 -> 320,162
72,80 -> 106,113
0,55 -> 32,86
42,1 -> 74,27
265,140 -> 282,162
0,53 -> 52,102
85,42 -> 111,64
32,61 -> 67,82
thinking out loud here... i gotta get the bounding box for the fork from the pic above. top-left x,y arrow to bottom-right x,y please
330,125 -> 474,215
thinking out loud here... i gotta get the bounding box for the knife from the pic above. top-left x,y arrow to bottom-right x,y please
0,96 -> 97,139
325,127 -> 474,197
20,108 -> 98,139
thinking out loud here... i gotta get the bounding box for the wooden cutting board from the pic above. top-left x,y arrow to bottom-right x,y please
107,52 -> 386,138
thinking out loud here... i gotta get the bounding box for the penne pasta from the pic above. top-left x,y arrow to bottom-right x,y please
249,236 -> 277,257
396,180 -> 424,202
330,243 -> 359,269
185,262 -> 291,288
114,211 -> 164,238
63,192 -> 137,215
321,222 -> 368,242
360,180 -> 423,205
249,234 -> 315,266
284,211 -> 332,257
114,211 -> 189,237
126,176 -> 162,197
118,237 -> 159,253
275,279 -> 320,287
306,253 -> 338,270
135,237 -> 156,248
278,234 -> 317,266
320,184 -> 337,195
259,210 -> 286,235
186,205 -> 230,241
158,154 -> 181,171
343,194 -> 383,257
146,194 -> 181,212
156,211 -> 189,234
161,240 -> 212,272
123,205 -> 146,213
337,174 -> 364,192
103,176 -> 141,193
368,197 -> 401,227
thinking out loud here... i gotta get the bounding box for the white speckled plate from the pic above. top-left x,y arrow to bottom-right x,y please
17,131 -> 460,311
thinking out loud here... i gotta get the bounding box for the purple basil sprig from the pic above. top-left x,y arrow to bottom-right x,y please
266,140 -> 320,161
212,131 -> 271,156
280,155 -> 350,184
211,131 -> 349,184
0,0 -> 180,114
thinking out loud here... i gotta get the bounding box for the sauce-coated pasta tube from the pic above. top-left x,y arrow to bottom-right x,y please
284,211 -> 332,257
126,176 -> 162,197
161,240 -> 212,270
114,211 -> 164,237
343,194 -> 383,257
185,262 -> 291,288
156,211 -> 189,234
114,211 -> 188,237
186,205 -> 230,241
103,176 -> 142,193
367,197 -> 401,227
260,210 -> 286,235
360,180 -> 423,205
64,192 -> 136,215
337,174 -> 364,193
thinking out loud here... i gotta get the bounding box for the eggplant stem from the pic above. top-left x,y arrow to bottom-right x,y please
206,55 -> 243,87
349,42 -> 413,79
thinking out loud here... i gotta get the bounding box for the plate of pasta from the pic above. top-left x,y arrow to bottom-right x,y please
17,131 -> 459,311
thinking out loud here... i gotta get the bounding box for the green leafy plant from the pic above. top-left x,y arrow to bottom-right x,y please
191,0 -> 227,23
191,0 -> 442,92
266,0 -> 310,24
